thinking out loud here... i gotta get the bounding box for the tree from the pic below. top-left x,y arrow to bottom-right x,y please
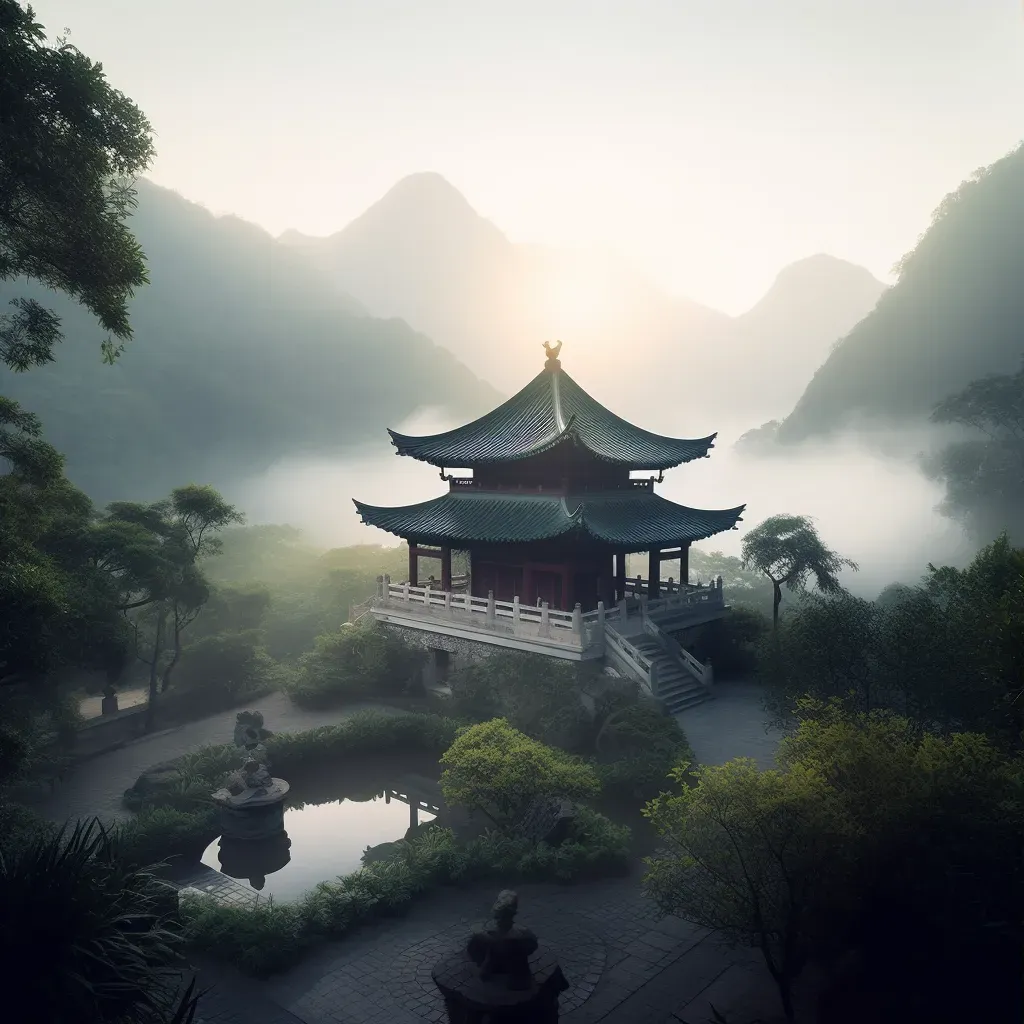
1,0 -> 154,370
108,486 -> 242,728
777,700 -> 1024,1021
642,758 -> 855,1020
741,514 -> 858,630
925,359 -> 1024,540
439,719 -> 600,832
288,621 -> 423,709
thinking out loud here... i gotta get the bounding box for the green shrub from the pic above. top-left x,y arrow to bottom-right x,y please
115,806 -> 218,871
179,809 -> 631,977
287,622 -> 424,708
0,818 -> 195,1023
267,709 -> 460,777
0,800 -> 56,853
160,630 -> 287,721
445,651 -> 593,749
590,697 -> 695,800
440,718 -> 601,831
179,895 -> 309,976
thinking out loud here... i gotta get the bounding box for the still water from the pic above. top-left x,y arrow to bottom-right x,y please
200,792 -> 436,904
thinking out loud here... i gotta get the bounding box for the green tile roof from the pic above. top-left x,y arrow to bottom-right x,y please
388,360 -> 716,470
353,490 -> 745,550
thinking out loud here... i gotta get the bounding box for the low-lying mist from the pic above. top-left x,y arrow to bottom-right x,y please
231,407 -> 974,600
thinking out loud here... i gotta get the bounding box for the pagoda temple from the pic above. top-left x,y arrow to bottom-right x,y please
354,342 -> 745,617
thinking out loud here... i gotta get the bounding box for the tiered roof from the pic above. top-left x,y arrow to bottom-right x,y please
388,358 -> 716,470
354,345 -> 745,548
354,490 -> 744,550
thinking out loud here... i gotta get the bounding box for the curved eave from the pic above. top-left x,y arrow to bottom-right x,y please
387,423 -> 718,471
352,492 -> 746,549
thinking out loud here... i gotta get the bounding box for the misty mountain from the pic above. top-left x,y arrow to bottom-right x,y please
1,181 -> 498,505
279,174 -> 885,432
777,144 -> 1024,444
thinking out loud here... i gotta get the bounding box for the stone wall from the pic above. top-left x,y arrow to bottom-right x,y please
384,624 -> 495,688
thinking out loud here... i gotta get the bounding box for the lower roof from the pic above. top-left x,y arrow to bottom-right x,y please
352,489 -> 745,550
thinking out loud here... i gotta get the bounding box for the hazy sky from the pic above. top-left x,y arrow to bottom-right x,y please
31,0 -> 1024,313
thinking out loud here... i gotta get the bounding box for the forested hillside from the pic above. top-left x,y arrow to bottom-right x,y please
778,144 -> 1024,442
1,181 -> 498,504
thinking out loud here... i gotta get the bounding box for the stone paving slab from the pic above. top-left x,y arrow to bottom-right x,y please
675,677 -> 781,769
260,875 -> 761,1024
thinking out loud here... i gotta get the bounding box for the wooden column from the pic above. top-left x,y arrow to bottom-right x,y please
680,542 -> 690,586
648,549 -> 661,598
441,546 -> 452,591
615,552 -> 626,602
522,565 -> 534,605
408,544 -> 419,587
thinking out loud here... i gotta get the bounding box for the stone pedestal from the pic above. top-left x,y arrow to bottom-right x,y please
101,693 -> 119,715
432,890 -> 569,1024
211,779 -> 289,841
432,946 -> 568,1023
218,831 -> 291,891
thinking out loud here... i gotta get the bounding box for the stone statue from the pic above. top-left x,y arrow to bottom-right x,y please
466,890 -> 538,991
234,710 -> 266,750
542,340 -> 562,363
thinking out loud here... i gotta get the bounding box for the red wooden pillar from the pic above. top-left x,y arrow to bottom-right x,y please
441,546 -> 452,591
408,544 -> 419,587
522,565 -> 534,605
648,548 -> 661,598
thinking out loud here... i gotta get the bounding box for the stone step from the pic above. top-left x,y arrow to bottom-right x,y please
664,689 -> 713,713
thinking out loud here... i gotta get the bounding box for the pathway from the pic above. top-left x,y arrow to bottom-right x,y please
675,676 -> 781,769
30,678 -> 791,1024
28,692 -> 403,827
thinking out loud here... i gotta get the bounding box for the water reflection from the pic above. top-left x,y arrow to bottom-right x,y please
200,792 -> 436,904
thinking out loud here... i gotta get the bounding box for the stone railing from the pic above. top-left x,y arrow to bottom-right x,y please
604,626 -> 658,696
642,611 -> 713,690
375,575 -> 603,652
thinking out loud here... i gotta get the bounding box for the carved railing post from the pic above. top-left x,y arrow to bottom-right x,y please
487,590 -> 496,625
512,595 -> 521,632
571,602 -> 582,639
540,601 -> 550,637
375,574 -> 384,600
649,660 -> 659,696
402,581 -> 411,604
704,658 -> 715,690
444,591 -> 452,617
595,600 -> 606,653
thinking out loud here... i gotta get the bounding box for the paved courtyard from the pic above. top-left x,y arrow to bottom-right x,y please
34,679 -> 787,1024
678,677 -> 781,769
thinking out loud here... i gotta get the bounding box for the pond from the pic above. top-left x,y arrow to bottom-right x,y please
198,756 -> 441,904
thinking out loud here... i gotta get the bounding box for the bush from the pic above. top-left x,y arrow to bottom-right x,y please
701,607 -> 770,676
115,806 -> 219,872
180,809 -> 631,977
162,630 -> 287,719
590,696 -> 695,801
440,718 -> 600,831
445,651 -> 592,749
287,622 -> 424,708
0,818 -> 197,1023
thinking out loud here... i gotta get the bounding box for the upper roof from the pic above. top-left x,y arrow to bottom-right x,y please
388,346 -> 717,471
353,489 -> 745,550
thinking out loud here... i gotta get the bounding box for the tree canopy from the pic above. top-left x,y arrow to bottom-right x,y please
0,0 -> 154,369
741,514 -> 857,628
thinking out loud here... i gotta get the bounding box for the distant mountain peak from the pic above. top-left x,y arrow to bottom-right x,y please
771,253 -> 884,288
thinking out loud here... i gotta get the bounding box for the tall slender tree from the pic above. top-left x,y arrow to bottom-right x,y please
741,514 -> 858,631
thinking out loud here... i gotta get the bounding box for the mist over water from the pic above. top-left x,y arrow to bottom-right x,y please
234,405 -> 972,600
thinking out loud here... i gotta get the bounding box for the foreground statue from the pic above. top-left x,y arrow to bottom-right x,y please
432,890 -> 569,1023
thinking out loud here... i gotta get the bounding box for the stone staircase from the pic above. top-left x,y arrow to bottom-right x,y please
630,636 -> 714,713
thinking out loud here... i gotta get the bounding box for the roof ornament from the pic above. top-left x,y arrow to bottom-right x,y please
543,339 -> 562,370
